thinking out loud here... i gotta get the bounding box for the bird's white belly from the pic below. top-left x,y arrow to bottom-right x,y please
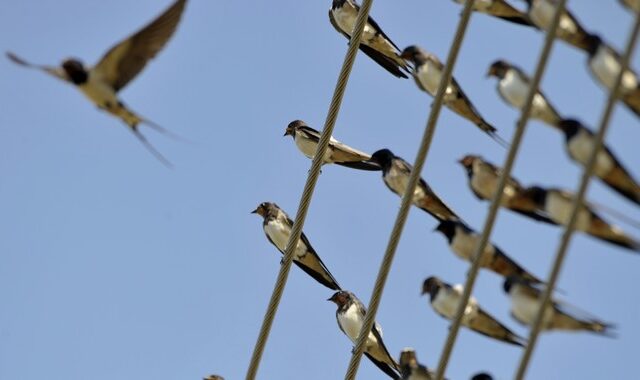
333,8 -> 377,45
264,221 -> 306,259
385,166 -> 427,202
433,289 -> 478,323
567,131 -> 614,177
512,289 -> 553,327
500,72 -> 549,118
530,1 -> 577,34
590,48 -> 638,94
471,168 -> 516,204
546,193 -> 591,230
79,73 -> 119,108
451,232 -> 493,263
294,135 -> 332,163
339,305 -> 377,347
416,63 -> 454,98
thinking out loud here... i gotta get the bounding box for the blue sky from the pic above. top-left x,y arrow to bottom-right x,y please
1,1 -> 638,379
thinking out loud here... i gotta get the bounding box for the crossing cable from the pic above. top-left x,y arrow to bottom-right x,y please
343,1 -> 478,378
433,1 -> 568,378
244,1 -> 376,378
514,11 -> 640,380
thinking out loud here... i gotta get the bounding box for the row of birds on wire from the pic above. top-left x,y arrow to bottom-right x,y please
5,0 -> 639,378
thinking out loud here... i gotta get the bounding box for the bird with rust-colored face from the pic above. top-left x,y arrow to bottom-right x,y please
7,0 -> 188,165
398,348 -> 437,380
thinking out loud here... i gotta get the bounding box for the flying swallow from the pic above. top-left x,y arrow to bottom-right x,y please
556,119 -> 640,206
422,276 -> 527,347
328,291 -> 401,379
284,120 -> 380,171
620,0 -> 640,13
520,0 -> 593,52
457,155 -> 558,224
487,60 -> 563,127
252,202 -> 341,290
399,348 -> 436,380
585,34 -> 640,118
329,0 -> 410,78
504,276 -> 615,335
521,186 -> 640,252
400,46 -> 507,147
434,220 -> 543,283
369,149 -> 461,222
6,0 -> 188,166
447,0 -> 534,26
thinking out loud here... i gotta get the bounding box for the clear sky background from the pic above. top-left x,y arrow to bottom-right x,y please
1,1 -> 639,379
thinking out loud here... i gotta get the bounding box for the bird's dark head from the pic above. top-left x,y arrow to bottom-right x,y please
557,118 -> 582,138
398,348 -> 419,370
585,33 -> 604,56
457,155 -> 477,177
203,375 -> 225,380
332,0 -> 347,8
327,290 -> 352,308
524,186 -> 547,207
251,202 -> 276,217
487,60 -> 509,79
433,219 -> 458,241
284,119 -> 306,137
503,275 -> 523,294
61,58 -> 88,84
400,45 -> 426,65
421,276 -> 443,297
471,373 -> 494,380
369,148 -> 395,170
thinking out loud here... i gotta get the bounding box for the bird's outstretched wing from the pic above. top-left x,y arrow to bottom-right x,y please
6,52 -> 68,82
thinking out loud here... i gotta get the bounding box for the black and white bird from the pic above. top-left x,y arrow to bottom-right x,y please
422,276 -> 527,347
284,120 -> 380,171
521,186 -> 640,252
6,0 -> 188,166
329,0 -> 410,78
369,149 -> 461,222
328,291 -> 401,379
446,0 -> 534,26
252,202 -> 341,290
434,220 -> 543,283
400,46 -> 507,147
458,155 -> 558,224
556,119 -> 640,206
504,276 -> 615,335
620,0 -> 640,13
470,373 -> 494,380
520,0 -> 593,52
487,60 -> 563,127
585,34 -> 640,118
203,375 -> 224,380
398,348 -> 436,380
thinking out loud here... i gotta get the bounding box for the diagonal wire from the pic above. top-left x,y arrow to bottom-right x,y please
244,1 -> 377,378
514,11 -> 640,380
343,1 -> 477,378
433,1 -> 568,378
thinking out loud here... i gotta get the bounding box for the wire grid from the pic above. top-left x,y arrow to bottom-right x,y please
244,1 -> 377,379
514,11 -> 640,380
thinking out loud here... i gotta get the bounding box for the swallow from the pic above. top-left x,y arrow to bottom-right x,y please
329,0 -> 410,78
284,120 -> 380,171
471,373 -> 494,380
620,0 -> 640,13
521,186 -> 640,252
400,46 -> 507,147
458,155 -> 558,225
203,376 -> 224,380
585,34 -> 640,118
504,276 -> 615,335
556,119 -> 640,206
434,220 -> 543,283
6,0 -> 188,166
487,60 -> 563,127
422,276 -> 527,347
399,348 -> 436,380
369,149 -> 461,222
252,202 -> 341,290
520,0 -> 593,52
448,0 -> 534,26
328,291 -> 401,379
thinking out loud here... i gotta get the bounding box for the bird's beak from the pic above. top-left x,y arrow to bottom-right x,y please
284,127 -> 294,137
250,208 -> 259,214
485,67 -> 495,78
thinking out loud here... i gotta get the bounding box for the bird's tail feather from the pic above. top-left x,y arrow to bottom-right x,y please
130,127 -> 173,168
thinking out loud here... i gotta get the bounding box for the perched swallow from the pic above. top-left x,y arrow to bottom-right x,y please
556,119 -> 640,206
422,276 -> 527,347
504,276 -> 615,335
203,376 -> 224,380
448,0 -> 534,26
521,186 -> 640,252
7,0 -> 188,166
252,202 -> 341,290
487,60 -> 563,127
585,34 -> 640,118
458,155 -> 558,224
369,149 -> 460,222
520,0 -> 593,52
399,348 -> 436,380
329,0 -> 410,78
328,291 -> 401,379
620,0 -> 640,13
284,120 -> 380,171
470,373 -> 494,380
400,46 -> 507,147
434,220 -> 543,283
